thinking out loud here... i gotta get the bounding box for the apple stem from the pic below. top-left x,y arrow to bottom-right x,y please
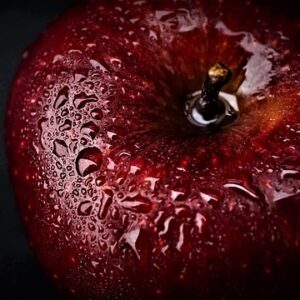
185,63 -> 238,129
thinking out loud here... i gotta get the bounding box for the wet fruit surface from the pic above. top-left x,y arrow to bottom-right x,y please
5,0 -> 300,299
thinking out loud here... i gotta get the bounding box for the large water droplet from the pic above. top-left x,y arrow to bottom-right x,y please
54,86 -> 69,109
120,194 -> 152,213
73,92 -> 98,109
81,121 -> 99,139
76,147 -> 102,177
53,139 -> 69,157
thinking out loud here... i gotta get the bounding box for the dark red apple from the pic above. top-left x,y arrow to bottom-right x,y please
5,0 -> 300,299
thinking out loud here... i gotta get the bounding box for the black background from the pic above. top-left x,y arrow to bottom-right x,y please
0,1 -> 75,299
0,1 -> 299,300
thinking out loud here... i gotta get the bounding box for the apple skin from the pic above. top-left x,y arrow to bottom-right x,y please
5,0 -> 300,299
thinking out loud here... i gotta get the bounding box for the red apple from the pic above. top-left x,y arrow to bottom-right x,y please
5,0 -> 300,299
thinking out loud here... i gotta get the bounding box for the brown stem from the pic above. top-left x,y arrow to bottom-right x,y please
195,63 -> 232,121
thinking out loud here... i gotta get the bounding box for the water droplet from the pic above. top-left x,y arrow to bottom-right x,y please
80,138 -> 88,145
32,142 -> 40,154
76,147 -> 102,177
59,119 -> 72,131
176,224 -> 185,252
224,180 -> 260,201
77,201 -> 93,216
144,177 -> 159,191
159,216 -> 174,236
200,191 -> 219,204
38,117 -> 48,149
170,190 -> 186,201
98,189 -> 113,220
61,108 -> 69,117
69,139 -> 78,154
107,131 -> 117,140
89,59 -> 109,73
280,169 -> 300,179
53,139 -> 69,157
54,86 -> 69,109
123,227 -> 141,260
96,176 -> 105,186
111,206 -> 120,220
195,213 -> 206,233
120,195 -> 152,213
73,92 -> 98,109
75,113 -> 82,120
90,108 -> 103,120
81,121 -> 99,139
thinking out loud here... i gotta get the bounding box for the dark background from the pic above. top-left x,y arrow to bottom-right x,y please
0,1 -> 299,300
0,1 -> 75,299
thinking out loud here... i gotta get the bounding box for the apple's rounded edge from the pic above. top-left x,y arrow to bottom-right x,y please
2,2 -> 82,298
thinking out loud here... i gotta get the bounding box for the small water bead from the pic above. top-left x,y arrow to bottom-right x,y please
195,213 -> 206,233
75,147 -> 103,177
170,190 -> 186,201
56,161 -> 63,169
81,188 -> 87,196
38,117 -> 48,149
61,108 -> 69,117
81,138 -> 88,145
75,113 -> 82,120
88,222 -> 96,231
60,172 -> 66,180
111,206 -> 120,220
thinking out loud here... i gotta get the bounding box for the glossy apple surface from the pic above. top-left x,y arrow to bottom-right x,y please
6,0 -> 300,299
